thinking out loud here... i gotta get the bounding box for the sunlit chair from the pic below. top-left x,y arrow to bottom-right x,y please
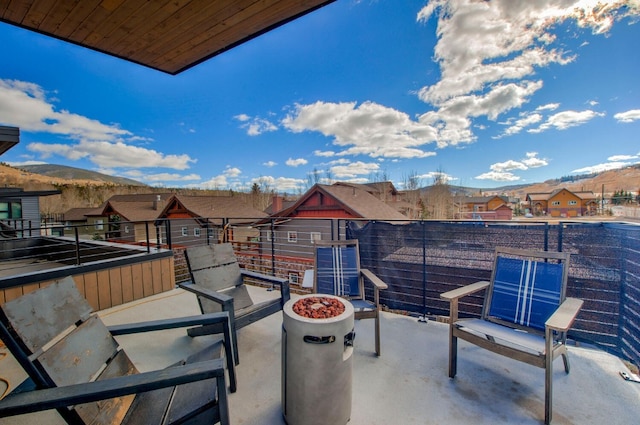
441,247 -> 583,424
313,239 -> 388,356
181,243 -> 290,364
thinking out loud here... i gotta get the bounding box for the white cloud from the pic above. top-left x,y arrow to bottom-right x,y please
27,140 -> 195,169
491,160 -> 528,172
528,109 -> 605,133
413,1 -> 636,145
263,161 -> 277,167
418,171 -> 457,184
286,158 -> 308,167
0,79 -> 197,170
0,79 -> 131,141
522,152 -> 549,168
329,161 -> 380,178
572,161 -> 633,174
314,150 -> 336,157
475,171 -> 521,182
536,103 -> 560,111
199,175 -> 231,189
6,160 -> 47,166
614,109 -> 640,123
249,176 -> 305,191
144,173 -> 201,182
235,114 -> 278,135
496,112 -> 543,137
282,101 -> 438,158
477,152 -> 548,182
608,154 -> 639,161
224,167 -> 242,177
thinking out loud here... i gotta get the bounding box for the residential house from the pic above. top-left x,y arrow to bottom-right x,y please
526,188 -> 598,217
63,207 -> 103,238
84,193 -> 175,243
256,183 -> 408,285
455,195 -> 513,220
157,194 -> 267,248
0,126 -> 61,236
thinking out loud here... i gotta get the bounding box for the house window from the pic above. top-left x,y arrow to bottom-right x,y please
266,230 -> 275,241
194,228 -> 201,237
310,232 -> 322,243
568,200 -> 577,206
0,201 -> 22,219
288,231 -> 298,243
289,273 -> 299,284
124,225 -> 130,234
181,227 -> 188,237
551,201 -> 560,206
94,219 -> 104,230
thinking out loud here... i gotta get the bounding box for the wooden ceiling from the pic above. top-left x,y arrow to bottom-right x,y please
0,0 -> 335,74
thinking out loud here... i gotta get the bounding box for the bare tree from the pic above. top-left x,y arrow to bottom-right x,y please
423,168 -> 453,219
401,170 -> 422,219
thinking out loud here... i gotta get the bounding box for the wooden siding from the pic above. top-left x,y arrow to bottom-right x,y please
0,256 -> 175,311
1,0 -> 335,74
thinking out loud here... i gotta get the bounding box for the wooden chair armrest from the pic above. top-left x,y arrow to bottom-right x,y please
441,281 -> 490,301
0,359 -> 225,417
179,283 -> 234,304
545,297 -> 583,332
107,312 -> 230,335
241,270 -> 287,285
361,269 -> 388,290
242,270 -> 291,303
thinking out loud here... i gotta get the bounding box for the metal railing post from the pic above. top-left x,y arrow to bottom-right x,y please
419,220 -> 428,322
74,227 -> 81,265
270,219 -> 276,276
145,222 -> 151,253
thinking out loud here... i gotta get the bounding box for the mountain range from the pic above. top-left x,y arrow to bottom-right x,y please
17,164 -> 146,186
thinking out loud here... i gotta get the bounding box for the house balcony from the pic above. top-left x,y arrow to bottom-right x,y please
1,285 -> 638,424
0,217 -> 639,424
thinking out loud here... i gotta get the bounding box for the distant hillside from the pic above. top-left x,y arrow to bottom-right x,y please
18,164 -> 146,186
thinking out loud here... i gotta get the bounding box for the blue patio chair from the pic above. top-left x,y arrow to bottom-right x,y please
441,247 -> 583,424
314,240 -> 388,356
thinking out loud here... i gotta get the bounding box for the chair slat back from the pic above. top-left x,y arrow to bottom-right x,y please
185,244 -> 254,311
485,248 -> 569,333
186,244 -> 244,291
314,241 -> 362,299
2,277 -> 93,353
1,277 -> 137,425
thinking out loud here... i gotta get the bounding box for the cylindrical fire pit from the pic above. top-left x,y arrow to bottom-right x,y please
282,294 -> 355,425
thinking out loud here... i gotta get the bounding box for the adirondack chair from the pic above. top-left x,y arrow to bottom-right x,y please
181,243 -> 290,364
313,240 -> 388,356
440,247 -> 583,424
0,277 -> 236,425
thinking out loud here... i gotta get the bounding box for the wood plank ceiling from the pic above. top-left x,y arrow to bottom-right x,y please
0,0 -> 335,74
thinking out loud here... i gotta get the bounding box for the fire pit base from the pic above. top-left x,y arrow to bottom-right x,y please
282,294 -> 354,425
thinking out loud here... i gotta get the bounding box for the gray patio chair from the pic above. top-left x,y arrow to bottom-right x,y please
0,276 -> 236,425
441,247 -> 583,424
181,243 -> 290,364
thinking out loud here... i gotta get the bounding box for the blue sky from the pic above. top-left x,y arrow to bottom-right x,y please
1,0 -> 639,193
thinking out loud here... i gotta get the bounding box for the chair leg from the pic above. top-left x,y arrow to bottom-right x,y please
560,346 -> 570,374
448,327 -> 457,378
545,333 -> 553,425
374,313 -> 381,356
217,376 -> 231,425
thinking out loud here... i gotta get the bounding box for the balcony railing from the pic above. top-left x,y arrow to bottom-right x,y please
2,216 -> 639,370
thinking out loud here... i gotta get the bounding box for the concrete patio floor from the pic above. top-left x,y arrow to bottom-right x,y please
1,285 -> 639,425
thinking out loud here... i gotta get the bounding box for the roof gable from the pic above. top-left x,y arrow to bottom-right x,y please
273,184 -> 406,220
